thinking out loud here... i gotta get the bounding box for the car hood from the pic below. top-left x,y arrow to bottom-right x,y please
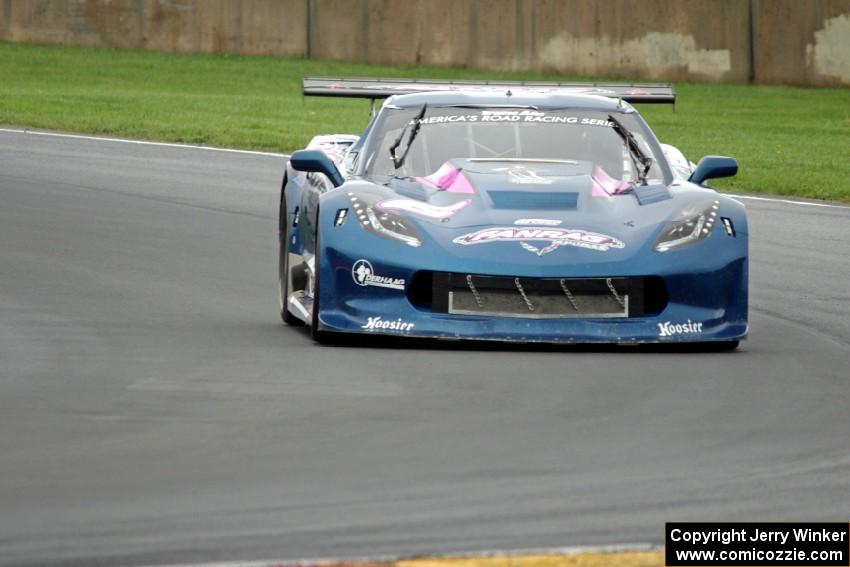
342,158 -> 723,264
365,159 -> 685,223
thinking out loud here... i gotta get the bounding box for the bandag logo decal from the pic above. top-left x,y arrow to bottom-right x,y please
453,227 -> 625,255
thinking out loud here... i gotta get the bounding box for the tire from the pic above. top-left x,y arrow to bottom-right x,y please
714,340 -> 740,351
278,195 -> 302,326
310,209 -> 329,343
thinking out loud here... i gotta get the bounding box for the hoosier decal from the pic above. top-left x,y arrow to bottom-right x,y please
362,317 -> 415,332
658,320 -> 704,337
453,227 -> 625,255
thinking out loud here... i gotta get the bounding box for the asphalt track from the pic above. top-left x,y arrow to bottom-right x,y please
1,130 -> 848,567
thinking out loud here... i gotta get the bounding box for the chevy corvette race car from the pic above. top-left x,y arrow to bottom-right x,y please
278,78 -> 747,347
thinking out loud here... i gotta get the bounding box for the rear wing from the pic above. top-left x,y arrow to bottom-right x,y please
303,77 -> 675,104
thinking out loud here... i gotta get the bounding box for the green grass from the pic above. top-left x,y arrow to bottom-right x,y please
2,41 -> 849,201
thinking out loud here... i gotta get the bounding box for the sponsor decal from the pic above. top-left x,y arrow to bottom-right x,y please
514,218 -> 562,226
658,320 -> 704,338
352,259 -> 405,290
376,198 -> 471,220
453,227 -> 625,256
417,111 -> 616,126
493,165 -> 553,185
362,316 -> 415,332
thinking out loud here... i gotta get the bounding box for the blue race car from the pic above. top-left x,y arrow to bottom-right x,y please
279,78 -> 747,348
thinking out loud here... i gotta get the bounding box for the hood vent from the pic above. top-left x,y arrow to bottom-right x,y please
633,184 -> 672,205
488,191 -> 579,210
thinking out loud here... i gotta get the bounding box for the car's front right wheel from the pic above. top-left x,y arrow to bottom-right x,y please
278,197 -> 301,326
309,210 -> 331,343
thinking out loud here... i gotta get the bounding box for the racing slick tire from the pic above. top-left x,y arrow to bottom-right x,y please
278,190 -> 302,326
310,213 -> 329,344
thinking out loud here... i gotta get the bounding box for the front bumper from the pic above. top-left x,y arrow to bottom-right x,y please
316,248 -> 748,345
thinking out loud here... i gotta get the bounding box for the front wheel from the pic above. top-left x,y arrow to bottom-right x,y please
310,213 -> 329,343
278,198 -> 301,325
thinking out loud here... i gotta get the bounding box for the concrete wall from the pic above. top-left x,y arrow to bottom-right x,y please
309,0 -> 749,82
1,0 -> 849,86
0,0 -> 307,57
754,0 -> 850,86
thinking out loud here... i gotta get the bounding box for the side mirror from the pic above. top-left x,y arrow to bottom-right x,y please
289,150 -> 344,187
688,156 -> 738,186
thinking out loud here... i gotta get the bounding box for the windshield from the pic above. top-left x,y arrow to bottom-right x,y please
362,107 -> 668,184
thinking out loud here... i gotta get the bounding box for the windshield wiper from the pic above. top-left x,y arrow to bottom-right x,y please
608,114 -> 652,185
389,104 -> 427,170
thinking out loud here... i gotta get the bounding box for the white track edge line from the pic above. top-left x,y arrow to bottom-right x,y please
725,194 -> 849,209
3,127 -> 847,210
144,543 -> 658,567
0,127 -> 288,157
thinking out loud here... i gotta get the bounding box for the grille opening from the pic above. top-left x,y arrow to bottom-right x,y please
643,276 -> 668,315
408,271 -> 668,318
407,270 -> 435,309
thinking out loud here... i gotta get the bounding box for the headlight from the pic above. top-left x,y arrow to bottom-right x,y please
654,199 -> 719,252
348,192 -> 422,247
